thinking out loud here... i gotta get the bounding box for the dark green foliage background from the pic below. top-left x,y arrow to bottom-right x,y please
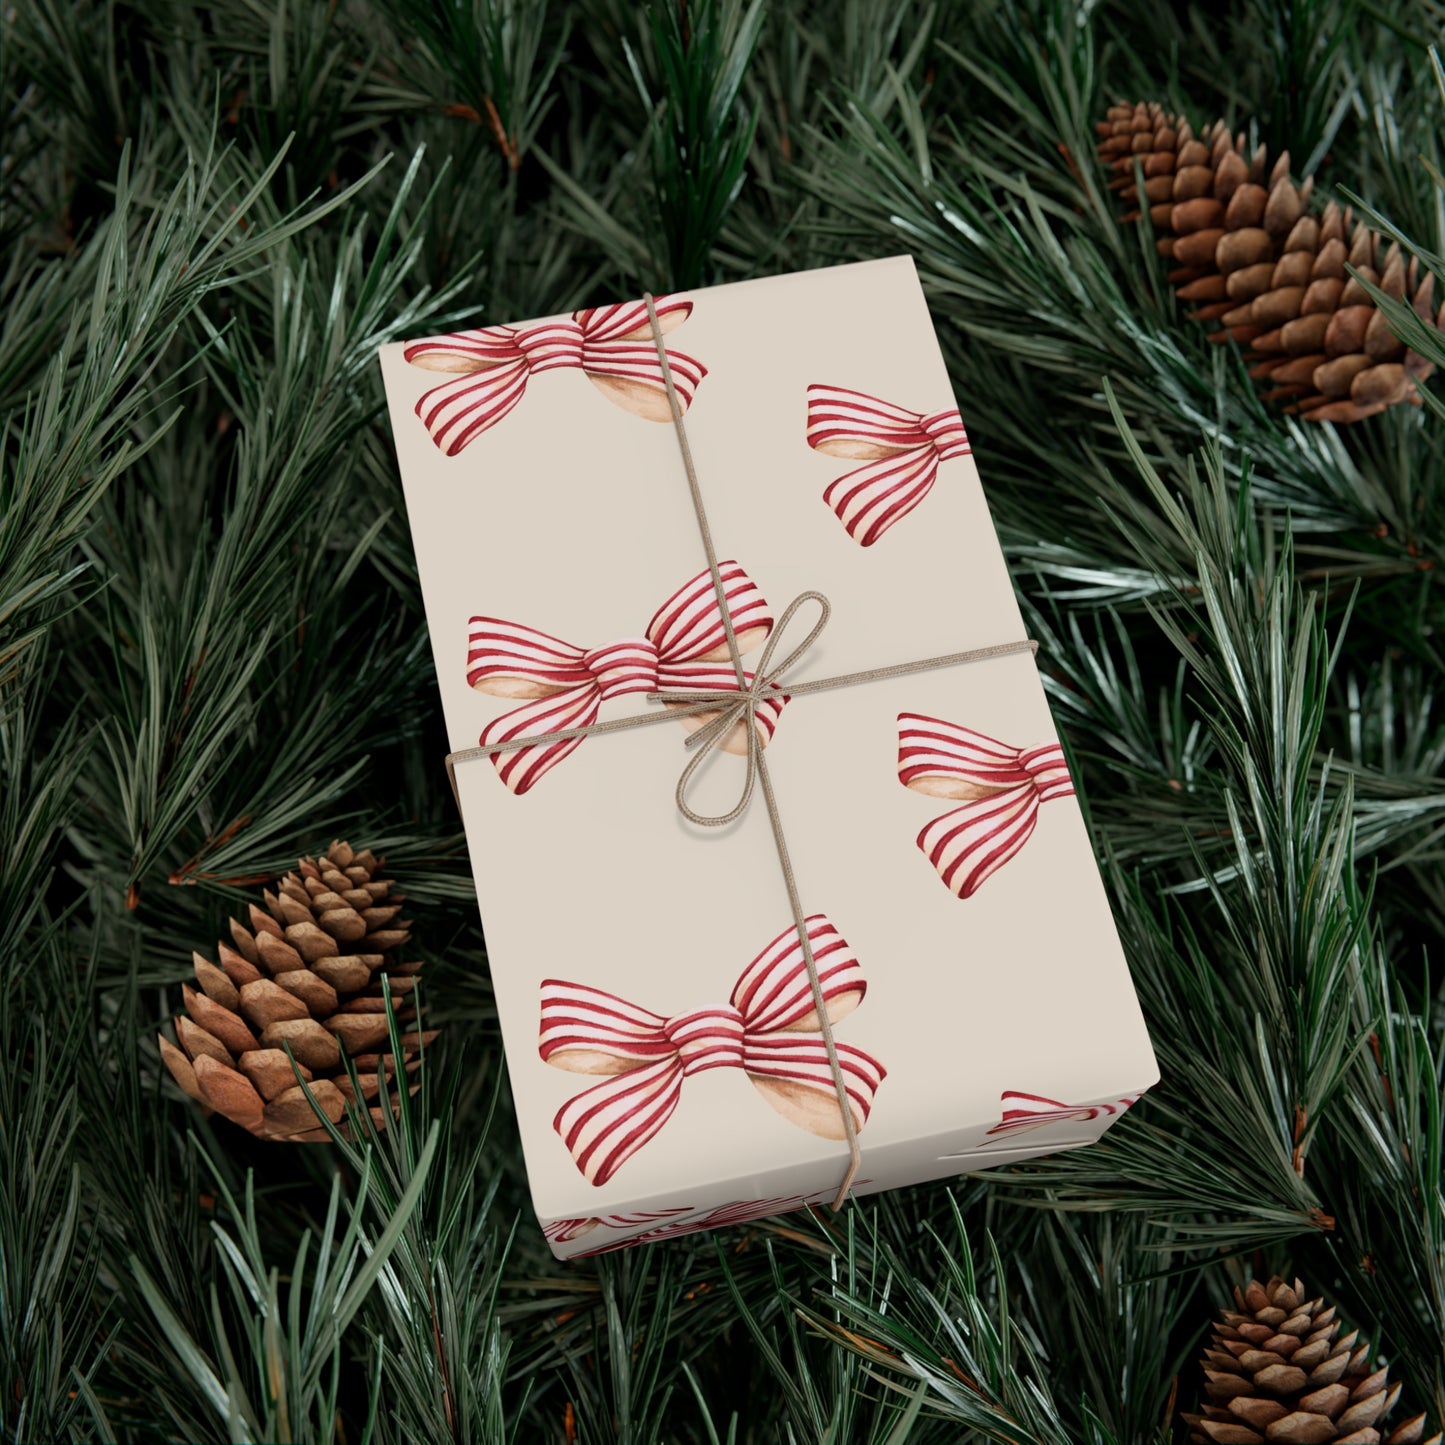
3,0 -> 1445,1440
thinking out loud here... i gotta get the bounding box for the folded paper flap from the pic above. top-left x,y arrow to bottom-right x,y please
985,1089 -> 1142,1139
548,1183 -> 872,1256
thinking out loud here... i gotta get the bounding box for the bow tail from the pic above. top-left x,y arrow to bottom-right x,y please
744,1036 -> 886,1140
553,1057 -> 686,1186
415,357 -> 530,455
823,448 -> 939,547
479,685 -> 601,795
916,784 -> 1041,898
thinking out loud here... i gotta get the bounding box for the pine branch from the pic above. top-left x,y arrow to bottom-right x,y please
131,1121 -> 439,1443
0,989 -> 113,1444
785,1202 -> 1124,1445
3,5 -> 1445,1441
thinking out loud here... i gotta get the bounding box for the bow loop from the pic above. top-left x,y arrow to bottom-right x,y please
404,325 -> 521,374
540,916 -> 885,1185
575,296 -> 692,343
647,560 -> 773,660
731,912 -> 863,1033
467,619 -> 592,699
899,714 -> 1074,898
806,384 -> 971,545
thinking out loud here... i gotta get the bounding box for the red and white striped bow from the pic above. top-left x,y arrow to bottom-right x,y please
468,561 -> 785,794
542,1209 -> 690,1246
404,296 -> 706,455
806,385 -> 970,546
898,713 -> 1074,898
985,1090 -> 1138,1141
539,915 -> 886,1186
564,1189 -> 840,1255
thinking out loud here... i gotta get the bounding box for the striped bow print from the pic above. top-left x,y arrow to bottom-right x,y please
542,1209 -> 690,1246
806,385 -> 970,546
538,915 -> 886,1186
898,713 -> 1074,898
561,1184 -> 872,1256
984,1090 -> 1138,1142
469,561 -> 784,794
404,295 -> 705,455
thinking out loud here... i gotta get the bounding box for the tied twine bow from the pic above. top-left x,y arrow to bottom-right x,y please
467,562 -> 787,795
445,294 -> 1041,1208
654,588 -> 829,826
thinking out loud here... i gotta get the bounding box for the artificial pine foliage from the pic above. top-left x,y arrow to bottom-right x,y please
3,2 -> 1445,1443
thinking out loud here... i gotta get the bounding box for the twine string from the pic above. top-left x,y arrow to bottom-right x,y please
641,294 -> 866,1207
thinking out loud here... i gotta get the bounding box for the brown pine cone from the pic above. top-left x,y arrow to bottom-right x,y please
157,841 -> 434,1141
1098,100 -> 1440,422
1183,1277 -> 1439,1444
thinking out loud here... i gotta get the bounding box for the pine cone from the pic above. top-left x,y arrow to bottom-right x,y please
1098,101 -> 1439,422
157,841 -> 434,1141
1183,1277 -> 1439,1444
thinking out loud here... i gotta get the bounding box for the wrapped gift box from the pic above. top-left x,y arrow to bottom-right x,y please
378,255 -> 1158,1259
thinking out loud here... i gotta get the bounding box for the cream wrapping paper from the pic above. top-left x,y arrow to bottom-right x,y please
378,255 -> 1158,1258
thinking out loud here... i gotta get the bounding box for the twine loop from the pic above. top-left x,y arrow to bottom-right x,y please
651,589 -> 830,827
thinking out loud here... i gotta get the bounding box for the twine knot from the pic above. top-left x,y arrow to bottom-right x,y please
649,590 -> 830,826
